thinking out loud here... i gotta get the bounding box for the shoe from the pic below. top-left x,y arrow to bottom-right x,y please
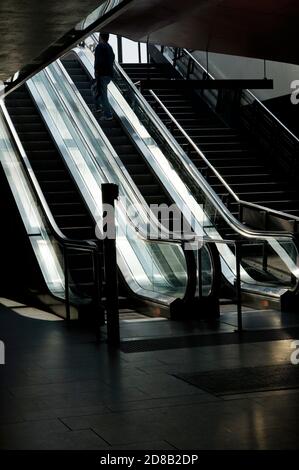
95,107 -> 102,113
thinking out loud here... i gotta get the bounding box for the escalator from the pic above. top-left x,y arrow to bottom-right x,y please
121,62 -> 299,219
3,64 -> 221,320
5,85 -> 102,302
61,56 -> 219,302
5,41 -> 298,317
62,58 -> 174,211
59,38 -> 299,312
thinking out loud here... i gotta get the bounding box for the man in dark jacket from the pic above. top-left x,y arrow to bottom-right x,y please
94,32 -> 115,120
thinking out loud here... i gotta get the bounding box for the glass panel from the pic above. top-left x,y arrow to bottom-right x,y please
27,60 -> 193,303
107,38 -> 299,296
0,106 -> 65,295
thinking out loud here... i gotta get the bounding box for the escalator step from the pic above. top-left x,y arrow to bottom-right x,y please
29,159 -> 66,170
25,150 -> 61,160
13,123 -> 45,133
33,169 -> 67,181
73,81 -> 92,88
193,157 -> 258,167
107,135 -> 131,146
115,146 -> 139,156
5,106 -> 37,115
133,174 -> 155,185
50,202 -> 86,216
5,115 -> 41,124
40,180 -> 75,191
218,191 -> 298,202
5,98 -> 34,107
22,141 -> 55,151
54,214 -> 92,226
174,127 -> 237,135
17,131 -> 50,142
145,195 -> 169,204
117,154 -> 142,164
203,165 -> 266,175
63,68 -> 86,75
102,128 -> 124,138
5,91 -> 27,100
209,174 -> 272,184
125,163 -> 149,174
140,184 -> 163,196
61,227 -> 95,238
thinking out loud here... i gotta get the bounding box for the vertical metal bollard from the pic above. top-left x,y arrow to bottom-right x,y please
92,248 -> 105,342
197,246 -> 202,300
235,241 -> 243,332
63,246 -> 71,323
102,183 -> 120,347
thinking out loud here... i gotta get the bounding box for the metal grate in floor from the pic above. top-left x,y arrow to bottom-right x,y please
174,364 -> 299,396
119,327 -> 299,353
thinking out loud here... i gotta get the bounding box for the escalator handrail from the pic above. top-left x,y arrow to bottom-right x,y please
39,58 -> 202,304
112,59 -> 297,243
174,48 -> 299,222
0,99 -> 98,254
52,56 -> 197,246
148,88 -> 299,226
65,41 -> 299,295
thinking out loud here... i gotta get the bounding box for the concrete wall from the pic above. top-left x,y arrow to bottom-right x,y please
193,51 -> 299,101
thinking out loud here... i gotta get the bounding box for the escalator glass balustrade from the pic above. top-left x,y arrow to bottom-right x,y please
3,58 -> 218,316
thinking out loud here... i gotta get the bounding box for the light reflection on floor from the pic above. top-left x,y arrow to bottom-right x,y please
0,297 -> 63,321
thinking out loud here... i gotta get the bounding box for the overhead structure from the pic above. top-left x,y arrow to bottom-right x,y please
0,0 -> 107,81
102,0 -> 299,65
0,0 -> 298,85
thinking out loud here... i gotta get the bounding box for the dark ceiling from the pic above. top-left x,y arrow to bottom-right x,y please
102,0 -> 299,65
0,0 -> 298,83
0,0 -> 104,81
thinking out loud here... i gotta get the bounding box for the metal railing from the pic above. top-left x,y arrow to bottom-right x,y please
109,48 -> 299,301
112,56 -> 297,244
148,89 -> 299,226
42,50 -> 212,310
52,55 -> 204,305
156,46 -> 299,232
63,39 -> 299,314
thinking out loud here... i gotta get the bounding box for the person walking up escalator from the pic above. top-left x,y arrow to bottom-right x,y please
94,32 -> 115,120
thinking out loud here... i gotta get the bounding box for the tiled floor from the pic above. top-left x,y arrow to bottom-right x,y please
0,300 -> 299,450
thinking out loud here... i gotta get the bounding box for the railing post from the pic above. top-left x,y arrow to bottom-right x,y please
197,246 -> 203,300
181,243 -> 197,302
92,248 -> 105,340
102,183 -> 120,347
235,241 -> 243,332
262,211 -> 268,271
117,36 -> 123,64
238,203 -> 243,223
138,42 -> 142,64
63,246 -> 71,323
